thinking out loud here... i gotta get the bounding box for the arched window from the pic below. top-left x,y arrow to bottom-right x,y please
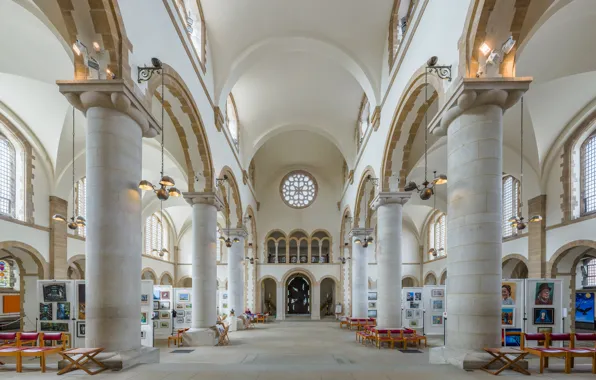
226,94 -> 239,149
358,95 -> 370,142
0,260 -> 13,288
581,135 -> 596,215
0,133 -> 16,218
174,0 -> 206,70
502,175 -> 520,237
428,212 -> 446,259
75,177 -> 86,237
144,213 -> 169,260
586,259 -> 596,287
388,0 -> 415,70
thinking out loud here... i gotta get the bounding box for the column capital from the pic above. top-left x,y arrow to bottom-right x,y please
183,192 -> 224,211
349,228 -> 374,238
226,227 -> 248,238
430,77 -> 532,136
371,191 -> 411,210
57,80 -> 160,138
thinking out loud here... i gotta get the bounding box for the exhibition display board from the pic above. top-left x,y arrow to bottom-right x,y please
173,287 -> 192,329
153,285 -> 173,338
73,280 -> 85,348
141,280 -> 154,347
367,290 -> 377,318
37,280 -> 75,337
401,287 -> 424,330
422,285 -> 446,335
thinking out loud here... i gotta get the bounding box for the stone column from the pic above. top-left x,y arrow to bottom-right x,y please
227,228 -> 247,330
342,245 -> 352,316
372,192 -> 411,328
183,192 -> 223,344
350,228 -> 372,318
528,195 -> 547,278
428,78 -> 531,368
58,80 -> 160,368
49,196 -> 68,279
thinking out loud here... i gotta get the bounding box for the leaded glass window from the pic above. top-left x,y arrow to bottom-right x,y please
502,175 -> 520,237
280,171 -> 317,209
175,0 -> 206,66
0,133 -> 16,217
582,135 -> 596,215
144,214 -> 163,257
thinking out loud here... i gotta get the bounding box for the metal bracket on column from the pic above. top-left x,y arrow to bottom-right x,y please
426,56 -> 452,81
138,58 -> 163,83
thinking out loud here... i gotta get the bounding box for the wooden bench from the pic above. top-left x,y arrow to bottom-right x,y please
0,332 -> 17,347
564,333 -> 596,374
522,332 -> 568,374
255,314 -> 266,324
0,332 -> 68,373
402,328 -> 427,349
339,317 -> 350,329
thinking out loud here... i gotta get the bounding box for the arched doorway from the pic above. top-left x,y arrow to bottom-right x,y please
320,278 -> 335,317
260,278 -> 277,315
502,255 -> 529,279
287,275 -> 310,315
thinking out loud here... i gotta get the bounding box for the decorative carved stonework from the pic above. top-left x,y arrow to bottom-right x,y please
183,192 -> 224,211
371,192 -> 412,210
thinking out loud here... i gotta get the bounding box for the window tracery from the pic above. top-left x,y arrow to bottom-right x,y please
502,175 -> 520,238
280,171 -> 317,209
428,212 -> 446,259
144,213 -> 169,260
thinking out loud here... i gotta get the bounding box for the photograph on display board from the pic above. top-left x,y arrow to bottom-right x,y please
415,292 -> 422,301
177,310 -> 185,317
78,283 -> 85,319
537,327 -> 552,334
406,292 -> 414,301
185,316 -> 191,323
575,292 -> 595,323
159,301 -> 170,310
152,311 -> 159,320
432,315 -> 443,326
504,328 -> 521,347
179,293 -> 190,302
223,303 -> 228,309
501,282 -> 516,306
141,312 -> 148,325
535,282 -> 554,305
56,302 -> 70,320
368,310 -> 377,318
76,321 -> 85,338
368,292 -> 377,301
153,289 -> 160,300
176,303 -> 184,309
160,321 -> 170,328
186,311 -> 192,317
160,311 -> 170,319
40,322 -> 69,332
161,291 -> 171,300
431,289 -> 444,298
368,302 -> 376,308
222,293 -> 228,300
153,301 -> 160,309
501,308 -> 515,327
176,316 -> 184,324
410,320 -> 418,327
141,331 -> 146,339
141,294 -> 149,305
39,303 -> 52,321
185,304 -> 192,309
414,310 -> 421,319
410,302 -> 419,309
432,300 -> 443,310
43,283 -> 67,302
405,309 -> 414,319
534,308 -> 554,324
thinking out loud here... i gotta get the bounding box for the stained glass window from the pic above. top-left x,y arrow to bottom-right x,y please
281,171 -> 317,209
0,260 -> 11,288
0,133 -> 16,217
582,135 -> 596,215
502,175 -> 520,237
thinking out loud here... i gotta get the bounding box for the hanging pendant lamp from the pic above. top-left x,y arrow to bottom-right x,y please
53,107 -> 87,230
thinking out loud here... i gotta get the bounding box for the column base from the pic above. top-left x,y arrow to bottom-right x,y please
182,327 -> 218,346
429,347 -> 528,370
58,347 -> 159,371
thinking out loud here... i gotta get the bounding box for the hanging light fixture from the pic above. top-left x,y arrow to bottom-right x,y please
217,175 -> 238,248
508,97 -> 542,231
53,107 -> 87,230
404,57 -> 449,200
138,59 -> 181,200
354,176 -> 376,248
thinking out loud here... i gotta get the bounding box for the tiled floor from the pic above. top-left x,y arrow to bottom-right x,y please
1,321 -> 595,379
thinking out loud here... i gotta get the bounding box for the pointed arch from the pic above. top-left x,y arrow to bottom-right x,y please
218,166 -> 243,228
353,166 -> 377,228
141,267 -> 158,285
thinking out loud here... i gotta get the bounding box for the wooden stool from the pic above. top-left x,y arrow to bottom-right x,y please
58,347 -> 108,375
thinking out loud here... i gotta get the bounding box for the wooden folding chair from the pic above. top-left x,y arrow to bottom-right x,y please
217,323 -> 230,346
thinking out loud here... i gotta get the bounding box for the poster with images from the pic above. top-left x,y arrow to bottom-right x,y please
432,300 -> 443,311
504,328 -> 521,347
368,310 -> 377,318
38,280 -> 74,336
502,282 -> 516,306
160,301 -> 170,310
533,308 -> 554,325
535,282 -> 554,305
40,303 -> 52,320
422,285 -> 446,335
431,289 -> 444,298
174,288 -> 192,329
56,302 -> 70,320
43,283 -> 67,302
141,279 -> 155,348
368,292 -> 377,301
575,292 -> 595,324
141,294 -> 149,305
141,312 -> 148,324
40,322 -> 69,332
153,285 -> 173,338
524,279 -> 562,334
501,308 -> 515,327
77,321 -> 85,338
77,283 -> 85,320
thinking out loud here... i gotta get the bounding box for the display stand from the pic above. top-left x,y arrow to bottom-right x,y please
500,279 -> 525,346
523,279 -> 563,341
37,280 -> 75,342
141,280 -> 154,347
152,285 -> 173,339
401,287 -> 424,330
422,285 -> 446,335
73,280 -> 85,348
173,287 -> 192,329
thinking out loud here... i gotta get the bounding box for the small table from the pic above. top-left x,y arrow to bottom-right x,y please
58,348 -> 108,375
482,347 -> 530,376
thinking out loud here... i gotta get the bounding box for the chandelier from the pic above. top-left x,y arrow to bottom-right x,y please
508,97 -> 542,230
404,57 -> 449,200
218,175 -> 240,248
354,176 -> 376,248
138,58 -> 181,200
53,107 -> 87,230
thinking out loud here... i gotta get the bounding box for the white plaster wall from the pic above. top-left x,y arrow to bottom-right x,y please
32,162 -> 51,227
502,236 -> 529,260
0,220 -> 49,262
546,150 -> 564,227
423,258 -> 446,283
66,236 -> 85,261
141,256 -> 175,281
22,275 -> 37,330
546,218 -> 596,262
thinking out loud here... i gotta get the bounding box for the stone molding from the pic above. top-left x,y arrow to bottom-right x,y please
214,107 -> 225,132
57,80 -> 160,138
371,191 -> 412,210
226,227 -> 248,238
430,77 -> 532,136
371,106 -> 381,131
349,228 -> 374,239
183,192 -> 224,211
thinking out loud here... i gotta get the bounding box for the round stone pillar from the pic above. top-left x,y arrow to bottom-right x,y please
373,192 -> 411,328
350,229 -> 370,319
227,229 -> 247,314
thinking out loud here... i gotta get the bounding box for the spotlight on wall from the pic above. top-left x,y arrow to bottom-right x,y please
479,42 -> 492,56
72,40 -> 88,57
92,41 -> 101,52
501,36 -> 516,55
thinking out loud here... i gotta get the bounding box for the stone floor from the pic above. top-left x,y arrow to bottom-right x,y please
1,320 -> 595,379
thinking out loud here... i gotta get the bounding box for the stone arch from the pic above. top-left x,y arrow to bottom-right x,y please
257,275 -> 279,314
424,271 -> 438,285
177,276 -> 192,288
67,254 -> 86,280
402,275 -> 419,287
281,268 -> 317,288
439,269 -> 447,285
159,271 -> 174,285
146,63 -> 215,192
311,229 -> 333,263
0,241 -> 48,279
502,254 -> 529,279
141,267 -> 158,284
218,166 -> 243,228
380,64 -> 444,192
549,240 -> 596,278
353,166 -> 377,228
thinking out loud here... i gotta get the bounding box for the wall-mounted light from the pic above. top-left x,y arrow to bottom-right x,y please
72,40 -> 87,57
479,42 -> 492,56
477,36 -> 516,77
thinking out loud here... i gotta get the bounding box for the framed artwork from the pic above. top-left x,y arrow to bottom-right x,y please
56,302 -> 71,320
222,293 -> 228,300
152,311 -> 159,320
186,311 -> 192,317
406,292 -> 414,302
161,291 -> 171,301
222,303 -> 228,309
415,292 -> 422,301
537,327 -> 553,334
409,320 -> 418,328
141,330 -> 146,339
176,303 -> 184,309
504,328 -> 521,347
575,292 -> 595,323
159,301 -> 170,310
153,301 -> 160,310
502,282 -> 516,306
160,311 -> 170,319
185,303 -> 192,309
501,308 -> 515,327
410,302 -> 419,309
76,321 -> 85,338
368,292 -> 377,301
368,310 -> 377,318
141,312 -> 148,325
39,303 -> 52,321
43,283 -> 67,302
185,316 -> 192,323
177,310 -> 185,317
405,309 -> 414,319
153,321 -> 158,329
160,321 -> 170,329
41,322 -> 69,332
178,293 -> 190,302
368,302 -> 376,308
141,294 -> 149,305
535,282 -> 554,305
78,283 -> 86,320
534,308 -> 555,325
153,289 -> 160,300
176,316 -> 184,324
432,300 -> 443,311
431,289 -> 444,298
431,315 -> 443,326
